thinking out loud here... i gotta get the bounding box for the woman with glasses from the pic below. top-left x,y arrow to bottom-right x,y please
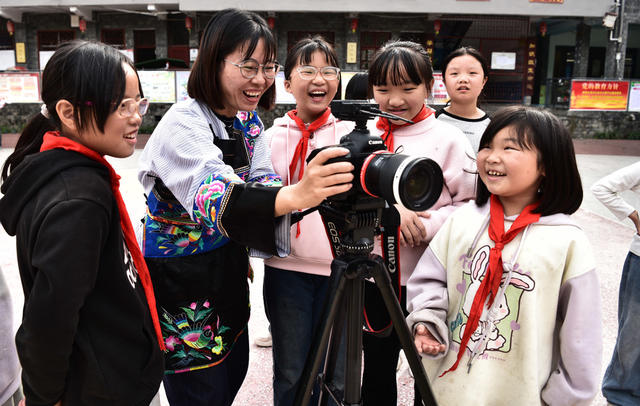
263,36 -> 349,406
0,40 -> 164,406
137,10 -> 354,406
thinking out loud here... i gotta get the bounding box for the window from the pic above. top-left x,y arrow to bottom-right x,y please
37,30 -> 75,51
359,31 -> 391,70
133,29 -> 156,64
101,29 -> 125,49
0,18 -> 14,50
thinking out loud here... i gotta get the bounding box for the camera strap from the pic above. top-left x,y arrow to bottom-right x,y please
362,206 -> 402,337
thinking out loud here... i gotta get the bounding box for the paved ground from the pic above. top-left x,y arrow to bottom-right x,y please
1,140 -> 638,406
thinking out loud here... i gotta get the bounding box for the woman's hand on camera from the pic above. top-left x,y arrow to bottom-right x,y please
395,205 -> 427,248
274,147 -> 354,216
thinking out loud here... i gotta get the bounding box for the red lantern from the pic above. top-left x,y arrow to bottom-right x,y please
350,18 -> 358,33
434,19 -> 441,36
78,18 -> 86,33
539,22 -> 547,37
185,16 -> 193,32
6,20 -> 14,36
267,16 -> 275,30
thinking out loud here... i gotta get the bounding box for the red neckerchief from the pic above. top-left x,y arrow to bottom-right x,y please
287,107 -> 332,181
441,194 -> 540,376
40,132 -> 166,351
375,105 -> 432,152
287,108 -> 332,237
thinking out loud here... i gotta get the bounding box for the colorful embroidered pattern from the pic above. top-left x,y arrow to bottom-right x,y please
161,299 -> 238,372
144,110 -> 281,258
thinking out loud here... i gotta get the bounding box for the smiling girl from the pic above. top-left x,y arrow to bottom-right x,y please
137,11 -> 353,406
364,40 -> 476,405
264,36 -> 351,406
407,106 -> 602,405
0,40 -> 164,405
437,47 -> 490,153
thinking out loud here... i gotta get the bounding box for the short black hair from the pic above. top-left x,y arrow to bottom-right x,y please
188,8 -> 277,111
284,36 -> 339,80
476,105 -> 583,215
345,72 -> 369,100
442,46 -> 488,81
368,40 -> 433,97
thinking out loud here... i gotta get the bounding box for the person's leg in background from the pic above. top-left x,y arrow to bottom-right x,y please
361,285 -> 407,406
602,252 -> 640,406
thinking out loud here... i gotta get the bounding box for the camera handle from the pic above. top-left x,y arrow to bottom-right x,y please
293,253 -> 438,406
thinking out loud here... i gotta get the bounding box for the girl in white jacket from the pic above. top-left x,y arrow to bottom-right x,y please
407,106 -> 602,406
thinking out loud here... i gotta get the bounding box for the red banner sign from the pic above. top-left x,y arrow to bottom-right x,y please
569,80 -> 629,111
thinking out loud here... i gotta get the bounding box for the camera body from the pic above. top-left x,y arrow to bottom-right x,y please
308,100 -> 443,212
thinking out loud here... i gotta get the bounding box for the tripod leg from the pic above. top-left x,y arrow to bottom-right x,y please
294,258 -> 349,406
369,256 -> 438,406
319,288 -> 348,406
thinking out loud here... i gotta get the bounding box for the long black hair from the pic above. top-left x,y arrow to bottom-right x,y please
476,105 -> 583,215
188,8 -> 277,111
1,40 -> 138,182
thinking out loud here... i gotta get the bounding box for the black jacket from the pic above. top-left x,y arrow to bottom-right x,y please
0,149 -> 164,406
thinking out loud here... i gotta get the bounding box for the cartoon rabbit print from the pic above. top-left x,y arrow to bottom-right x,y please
459,245 -> 535,355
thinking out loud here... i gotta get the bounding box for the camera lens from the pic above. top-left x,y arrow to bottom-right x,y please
361,152 -> 443,211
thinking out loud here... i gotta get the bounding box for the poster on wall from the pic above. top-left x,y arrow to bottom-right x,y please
569,79 -> 629,111
274,71 -> 296,104
430,72 -> 449,105
119,49 -> 134,62
176,70 -> 191,102
628,81 -> 640,112
491,52 -> 516,70
0,50 -> 16,70
138,71 -> 176,103
0,73 -> 41,103
39,51 -> 55,71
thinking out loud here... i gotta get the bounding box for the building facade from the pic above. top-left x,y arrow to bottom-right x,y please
0,0 -> 639,137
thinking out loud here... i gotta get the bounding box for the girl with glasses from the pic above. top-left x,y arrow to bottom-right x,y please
137,11 -> 353,406
0,40 -> 164,406
263,35 -> 350,406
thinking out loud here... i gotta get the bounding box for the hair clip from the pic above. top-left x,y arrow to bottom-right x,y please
40,104 -> 50,119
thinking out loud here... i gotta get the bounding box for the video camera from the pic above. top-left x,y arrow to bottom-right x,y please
305,100 -> 444,257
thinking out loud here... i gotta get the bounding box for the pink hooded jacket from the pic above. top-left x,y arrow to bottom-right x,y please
264,112 -> 353,276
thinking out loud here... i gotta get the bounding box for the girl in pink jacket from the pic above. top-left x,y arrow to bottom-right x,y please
263,36 -> 351,406
363,40 -> 477,405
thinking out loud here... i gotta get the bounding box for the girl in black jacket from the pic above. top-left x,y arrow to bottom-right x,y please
0,40 -> 165,406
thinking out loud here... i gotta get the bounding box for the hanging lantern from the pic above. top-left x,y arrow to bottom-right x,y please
350,18 -> 358,33
6,20 -> 15,36
78,18 -> 86,33
434,19 -> 441,36
539,21 -> 547,37
267,16 -> 275,30
185,16 -> 193,33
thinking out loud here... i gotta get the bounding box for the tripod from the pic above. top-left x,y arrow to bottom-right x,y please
293,251 -> 438,406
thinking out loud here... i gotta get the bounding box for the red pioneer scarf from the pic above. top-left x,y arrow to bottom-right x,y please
287,108 -> 332,181
375,105 -> 432,152
40,132 -> 166,351
441,194 -> 540,376
287,108 -> 332,237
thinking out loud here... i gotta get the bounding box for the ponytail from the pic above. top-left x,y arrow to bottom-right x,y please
1,112 -> 55,182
